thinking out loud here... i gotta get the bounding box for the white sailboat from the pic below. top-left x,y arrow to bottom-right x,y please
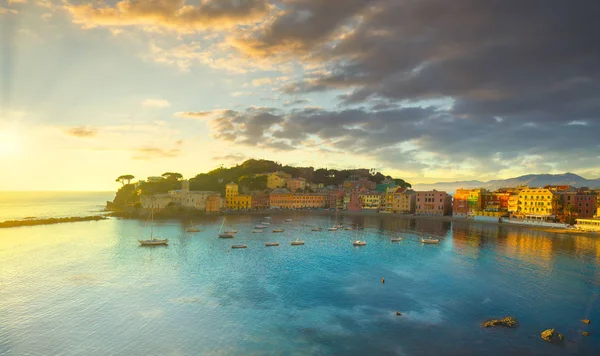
352,225 -> 366,246
218,217 -> 234,238
291,238 -> 304,246
390,237 -> 403,242
185,220 -> 201,232
332,206 -> 343,229
138,210 -> 168,246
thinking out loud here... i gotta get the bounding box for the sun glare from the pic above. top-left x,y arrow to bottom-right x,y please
0,131 -> 20,156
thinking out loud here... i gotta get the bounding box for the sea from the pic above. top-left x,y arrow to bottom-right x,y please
1,193 -> 599,355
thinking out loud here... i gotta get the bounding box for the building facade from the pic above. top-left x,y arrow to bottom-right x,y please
415,190 -> 452,216
392,189 -> 416,213
291,193 -> 328,209
267,173 -> 287,190
206,194 -> 222,212
453,189 -> 470,217
360,192 -> 384,210
251,191 -> 270,210
286,178 -> 307,192
269,188 -> 294,209
517,188 -> 559,218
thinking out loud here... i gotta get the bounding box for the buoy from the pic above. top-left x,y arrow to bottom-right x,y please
382,278 -> 385,284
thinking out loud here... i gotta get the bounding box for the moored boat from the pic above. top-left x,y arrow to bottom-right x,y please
311,227 -> 322,231
138,210 -> 168,246
185,220 -> 201,232
265,242 -> 279,247
285,219 -> 293,222
422,238 -> 439,244
291,238 -> 304,246
272,229 -> 285,233
255,224 -> 267,229
261,222 -> 271,225
328,227 -> 338,231
231,245 -> 247,249
352,240 -> 367,246
390,237 -> 403,242
252,229 -> 264,233
345,227 -> 354,230
219,233 -> 235,238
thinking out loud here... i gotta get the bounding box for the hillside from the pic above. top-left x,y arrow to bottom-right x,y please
413,173 -> 600,193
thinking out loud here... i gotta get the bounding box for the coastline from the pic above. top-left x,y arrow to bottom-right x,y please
107,208 -> 600,238
0,216 -> 107,228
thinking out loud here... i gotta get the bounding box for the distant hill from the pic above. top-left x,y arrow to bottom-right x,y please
413,173 -> 600,194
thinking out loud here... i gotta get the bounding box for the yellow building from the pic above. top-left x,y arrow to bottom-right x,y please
228,194 -> 252,210
393,190 -> 416,213
385,187 -> 402,212
517,188 -> 559,217
267,173 -> 287,190
225,182 -> 239,208
360,192 -> 383,210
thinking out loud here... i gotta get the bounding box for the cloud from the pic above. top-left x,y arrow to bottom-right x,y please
65,126 -> 98,138
63,0 -> 272,33
132,147 -> 180,160
283,98 -> 310,107
0,7 -> 18,14
174,110 -> 225,119
212,153 -> 246,162
8,0 -> 27,4
142,98 -> 171,108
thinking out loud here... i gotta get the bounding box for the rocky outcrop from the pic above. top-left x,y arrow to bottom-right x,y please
482,316 -> 518,328
582,332 -> 590,336
541,329 -> 564,344
581,319 -> 591,324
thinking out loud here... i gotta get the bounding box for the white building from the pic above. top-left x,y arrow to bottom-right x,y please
141,180 -> 218,211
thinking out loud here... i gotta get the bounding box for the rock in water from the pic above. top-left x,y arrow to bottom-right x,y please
582,332 -> 590,336
581,319 -> 591,324
541,329 -> 565,344
482,316 -> 518,328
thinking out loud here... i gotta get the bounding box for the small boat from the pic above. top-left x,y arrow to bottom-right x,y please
311,227 -> 322,231
291,238 -> 305,246
353,240 -> 367,246
328,227 -> 338,231
345,227 -> 354,230
139,210 -> 168,246
224,230 -> 238,234
285,219 -> 293,222
255,224 -> 267,229
390,237 -> 403,242
231,245 -> 247,249
334,224 -> 344,229
265,242 -> 279,247
265,217 -> 271,220
422,238 -> 439,244
272,229 -> 285,233
219,233 -> 235,238
261,222 -> 271,225
185,220 -> 201,232
252,229 -> 264,233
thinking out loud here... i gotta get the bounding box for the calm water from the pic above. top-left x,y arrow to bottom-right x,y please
1,211 -> 600,355
0,191 -> 114,221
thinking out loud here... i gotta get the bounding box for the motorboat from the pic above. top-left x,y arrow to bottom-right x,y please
255,224 -> 267,229
231,245 -> 247,249
328,227 -> 338,231
252,229 -> 264,233
265,242 -> 279,247
272,229 -> 285,233
390,237 -> 403,242
334,224 -> 344,229
139,210 -> 168,246
224,230 -> 238,234
311,227 -> 322,231
422,238 -> 440,244
352,240 -> 367,246
291,238 -> 305,246
219,233 -> 235,238
344,227 -> 354,230
261,222 -> 271,225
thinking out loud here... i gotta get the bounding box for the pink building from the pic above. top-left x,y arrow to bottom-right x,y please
415,190 -> 452,216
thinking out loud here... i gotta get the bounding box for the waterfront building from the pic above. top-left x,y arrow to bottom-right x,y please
392,189 -> 416,213
467,188 -> 487,212
286,178 -> 307,192
517,188 -> 559,219
141,194 -> 171,209
228,194 -> 252,210
452,189 -> 470,217
269,188 -> 294,209
385,186 -> 403,212
291,193 -> 328,209
225,182 -> 239,207
206,194 -> 222,212
575,218 -> 600,231
415,190 -> 452,216
360,192 -> 384,210
328,190 -> 345,210
251,190 -> 270,210
347,188 -> 363,211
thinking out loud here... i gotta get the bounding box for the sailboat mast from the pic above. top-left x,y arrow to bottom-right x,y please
150,209 -> 154,239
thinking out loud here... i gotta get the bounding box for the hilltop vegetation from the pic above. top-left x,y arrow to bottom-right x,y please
108,159 -> 411,209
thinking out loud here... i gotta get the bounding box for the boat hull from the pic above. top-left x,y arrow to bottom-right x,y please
138,239 -> 168,246
219,234 -> 235,238
252,229 -> 264,233
291,242 -> 305,245
272,230 -> 285,233
422,238 -> 439,244
265,243 -> 279,247
231,245 -> 247,249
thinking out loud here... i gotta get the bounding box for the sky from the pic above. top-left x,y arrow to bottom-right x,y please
0,0 -> 599,191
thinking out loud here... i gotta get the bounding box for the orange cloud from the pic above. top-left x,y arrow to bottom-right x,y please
65,126 -> 98,138
63,0 -> 272,32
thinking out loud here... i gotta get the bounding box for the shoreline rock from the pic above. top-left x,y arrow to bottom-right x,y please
541,329 -> 564,344
0,216 -> 107,229
482,316 -> 518,328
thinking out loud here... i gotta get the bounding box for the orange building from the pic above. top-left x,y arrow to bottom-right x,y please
205,194 -> 222,212
291,193 -> 328,209
269,188 -> 294,209
453,189 -> 470,217
286,178 -> 307,192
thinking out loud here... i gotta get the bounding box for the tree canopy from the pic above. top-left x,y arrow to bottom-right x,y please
162,172 -> 183,180
115,174 -> 135,186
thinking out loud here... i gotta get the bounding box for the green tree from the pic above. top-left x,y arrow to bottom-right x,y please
162,172 -> 183,180
393,178 -> 412,188
563,204 -> 578,225
115,174 -> 135,186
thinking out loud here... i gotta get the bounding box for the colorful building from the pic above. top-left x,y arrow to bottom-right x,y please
286,178 -> 307,192
225,182 -> 239,207
291,193 -> 328,209
141,194 -> 171,209
392,189 -> 416,213
360,192 -> 384,210
251,190 -> 270,210
467,188 -> 487,212
228,195 -> 252,210
517,188 -> 559,218
347,189 -> 363,211
267,172 -> 289,190
415,190 -> 452,216
206,194 -> 222,212
385,186 -> 403,212
452,189 -> 470,217
269,188 -> 294,209
328,190 -> 345,210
